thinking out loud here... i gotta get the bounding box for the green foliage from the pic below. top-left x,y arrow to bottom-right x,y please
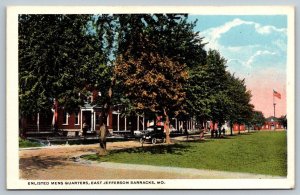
114,14 -> 207,117
249,111 -> 266,128
19,14 -> 100,115
226,73 -> 254,128
83,131 -> 287,176
19,14 -> 118,119
186,49 -> 231,126
186,49 -> 255,129
115,14 -> 206,68
19,13 -> 261,133
112,14 -> 208,142
278,115 -> 287,129
19,138 -> 42,148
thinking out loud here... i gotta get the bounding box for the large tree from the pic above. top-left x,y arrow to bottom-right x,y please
226,73 -> 254,135
19,14 -> 100,117
205,50 -> 230,130
114,14 -> 206,141
187,49 -> 254,136
278,115 -> 287,130
185,60 -> 213,132
115,14 -> 206,68
19,14 -> 117,155
115,52 -> 188,144
249,110 -> 266,130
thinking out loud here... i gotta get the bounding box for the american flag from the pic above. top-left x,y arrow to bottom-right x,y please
273,90 -> 281,99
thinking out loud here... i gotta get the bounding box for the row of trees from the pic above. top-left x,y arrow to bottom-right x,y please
19,14 -> 261,144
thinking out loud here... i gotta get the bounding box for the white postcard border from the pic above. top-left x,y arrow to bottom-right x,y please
6,5 -> 295,189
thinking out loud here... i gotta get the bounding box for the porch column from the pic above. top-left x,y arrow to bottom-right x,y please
137,115 -> 140,131
143,115 -> 145,130
186,120 -> 188,131
37,113 -> 40,132
107,115 -> 109,126
80,110 -> 83,132
117,113 -> 120,131
51,108 -> 55,127
175,118 -> 177,130
91,110 -> 94,131
193,119 -> 195,129
125,117 -> 127,131
93,112 -> 96,132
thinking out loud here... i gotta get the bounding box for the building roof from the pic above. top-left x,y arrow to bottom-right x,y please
265,116 -> 279,122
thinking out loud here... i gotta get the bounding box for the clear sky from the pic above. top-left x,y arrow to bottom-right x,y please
188,15 -> 287,118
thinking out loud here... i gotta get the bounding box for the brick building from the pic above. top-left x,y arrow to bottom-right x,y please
261,116 -> 284,130
20,91 -> 196,137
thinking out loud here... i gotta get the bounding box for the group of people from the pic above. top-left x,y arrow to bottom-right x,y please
210,127 -> 226,138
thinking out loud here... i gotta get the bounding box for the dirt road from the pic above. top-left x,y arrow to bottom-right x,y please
19,137 -> 283,180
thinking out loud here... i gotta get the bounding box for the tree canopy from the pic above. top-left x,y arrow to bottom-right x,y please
113,14 -> 204,143
19,14 -> 260,140
249,111 -> 266,129
19,14 -> 100,116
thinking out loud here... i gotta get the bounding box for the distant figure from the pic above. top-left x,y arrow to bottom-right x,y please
211,129 -> 214,138
222,127 -> 226,136
83,121 -> 88,136
215,129 -> 218,138
200,129 -> 205,139
218,128 -> 222,138
184,128 -> 189,140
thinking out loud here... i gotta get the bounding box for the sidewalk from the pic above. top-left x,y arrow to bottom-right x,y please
77,160 -> 284,179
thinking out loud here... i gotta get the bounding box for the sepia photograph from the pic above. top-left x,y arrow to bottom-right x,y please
6,6 -> 295,189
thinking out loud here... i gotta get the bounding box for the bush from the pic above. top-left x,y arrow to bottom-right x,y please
19,138 -> 43,148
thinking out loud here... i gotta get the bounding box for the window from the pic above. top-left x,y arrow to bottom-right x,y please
63,111 -> 69,125
75,112 -> 80,125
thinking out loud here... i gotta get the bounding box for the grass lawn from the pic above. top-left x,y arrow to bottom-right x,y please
19,138 -> 43,148
83,131 -> 287,176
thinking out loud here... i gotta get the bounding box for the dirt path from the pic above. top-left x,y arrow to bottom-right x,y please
19,137 -> 283,180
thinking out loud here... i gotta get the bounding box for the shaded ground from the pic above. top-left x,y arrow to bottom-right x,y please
19,135 -> 284,180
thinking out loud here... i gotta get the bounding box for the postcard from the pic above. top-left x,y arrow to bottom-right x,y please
6,6 -> 295,189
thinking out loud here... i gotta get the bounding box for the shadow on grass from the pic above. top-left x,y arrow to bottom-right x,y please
203,136 -> 236,141
176,139 -> 214,143
108,143 -> 192,156
235,132 -> 255,136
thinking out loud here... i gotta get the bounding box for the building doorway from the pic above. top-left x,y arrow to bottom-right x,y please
82,111 -> 92,131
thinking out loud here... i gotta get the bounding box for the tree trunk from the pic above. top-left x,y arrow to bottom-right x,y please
200,119 -> 205,139
230,123 -> 233,136
98,83 -> 113,156
212,122 -> 216,138
163,108 -> 171,144
98,123 -> 109,156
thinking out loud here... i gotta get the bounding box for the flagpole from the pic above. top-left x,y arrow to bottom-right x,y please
273,90 -> 276,118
